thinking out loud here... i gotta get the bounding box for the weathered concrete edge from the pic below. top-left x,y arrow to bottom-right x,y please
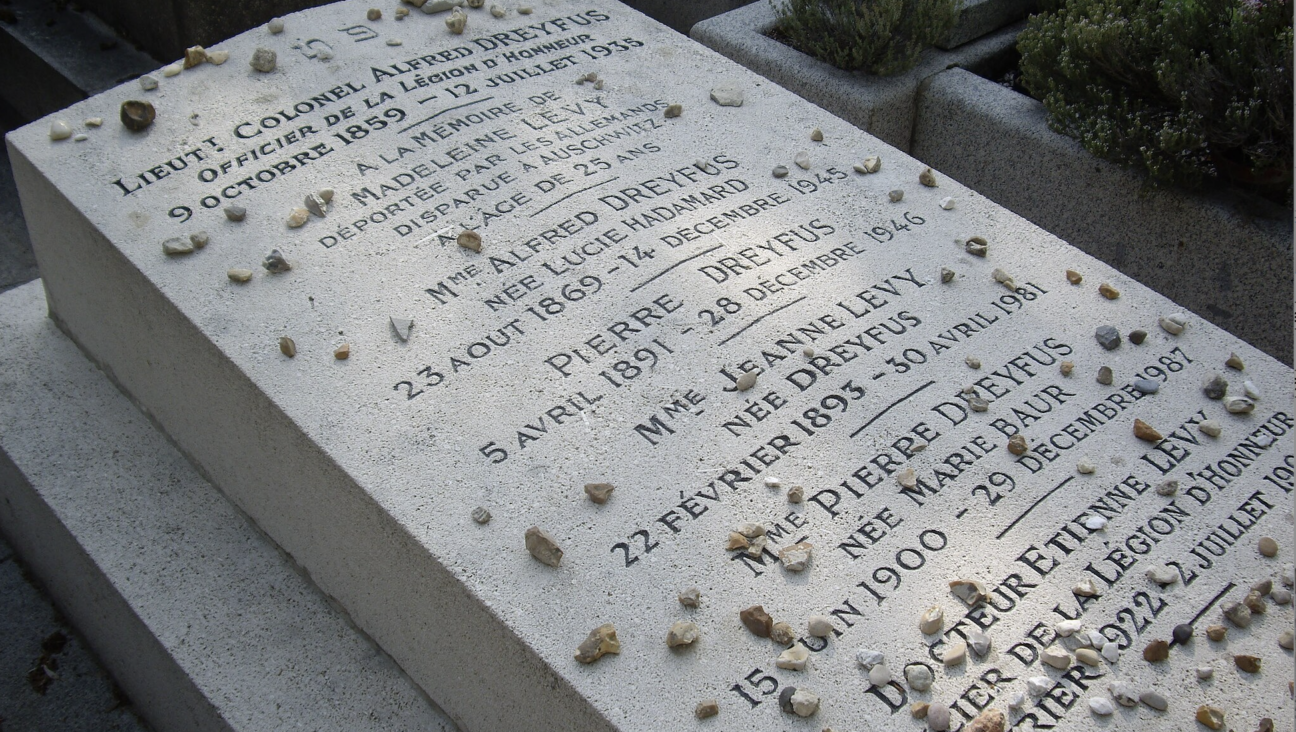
936,0 -> 1035,50
5,141 -> 617,732
689,0 -> 1021,150
0,281 -> 459,732
911,68 -> 1294,364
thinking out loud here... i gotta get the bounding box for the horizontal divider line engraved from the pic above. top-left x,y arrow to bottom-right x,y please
996,476 -> 1075,540
400,96 -> 496,134
849,379 -> 936,438
531,176 -> 619,217
718,296 -> 809,347
629,244 -> 722,293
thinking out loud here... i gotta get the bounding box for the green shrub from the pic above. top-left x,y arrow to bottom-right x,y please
773,0 -> 961,76
1018,0 -> 1293,196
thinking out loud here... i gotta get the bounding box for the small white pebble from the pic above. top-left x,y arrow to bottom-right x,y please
268,17 -> 285,33
940,197 -> 956,210
1195,666 -> 1213,680
1076,459 -> 1096,474
49,120 -> 73,140
139,75 -> 159,91
763,476 -> 782,489
84,117 -> 103,127
73,133 -> 88,142
162,62 -> 183,77
1083,515 -> 1108,530
1088,697 -> 1115,716
386,38 -> 403,46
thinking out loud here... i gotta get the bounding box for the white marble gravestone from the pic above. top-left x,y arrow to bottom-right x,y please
6,1 -> 1293,730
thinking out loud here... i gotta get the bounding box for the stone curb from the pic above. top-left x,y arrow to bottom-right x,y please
0,281 -> 458,732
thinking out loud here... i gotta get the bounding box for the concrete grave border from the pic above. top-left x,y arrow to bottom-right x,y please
689,1 -> 1021,151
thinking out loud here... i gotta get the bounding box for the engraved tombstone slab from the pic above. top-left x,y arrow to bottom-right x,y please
7,1 -> 1293,730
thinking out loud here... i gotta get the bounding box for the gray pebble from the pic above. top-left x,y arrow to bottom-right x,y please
709,86 -> 743,107
1097,366 -> 1113,385
162,237 -> 193,255
250,47 -> 277,72
139,75 -> 159,91
224,204 -> 247,221
887,189 -> 904,203
1172,624 -> 1192,644
778,686 -> 796,714
471,506 -> 491,524
964,237 -> 988,256
1095,325 -> 1121,350
262,249 -> 290,273
189,231 -> 208,249
1129,329 -> 1147,344
1139,691 -> 1168,711
927,703 -> 951,731
1202,373 -> 1228,399
772,165 -> 789,178
904,663 -> 933,691
1133,378 -> 1160,394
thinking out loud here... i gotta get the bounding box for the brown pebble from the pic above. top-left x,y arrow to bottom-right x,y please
695,699 -> 719,719
584,482 -> 615,504
1007,434 -> 1028,455
1195,705 -> 1225,730
574,623 -> 619,663
334,343 -> 350,360
524,526 -> 563,567
1234,654 -> 1261,673
184,45 -> 207,68
1129,329 -> 1147,344
279,337 -> 296,357
1097,366 -> 1113,385
664,103 -> 683,118
911,702 -> 930,719
739,605 -> 773,637
966,709 -> 1005,732
1060,361 -> 1074,376
1098,283 -> 1120,299
1225,352 -> 1244,370
1206,624 -> 1227,642
120,100 -> 156,131
457,229 -> 482,252
725,532 -> 749,551
769,621 -> 794,646
1133,419 -> 1162,442
1259,536 -> 1279,557
1244,590 -> 1267,615
367,7 -> 382,19
1065,269 -> 1083,284
1143,639 -> 1169,662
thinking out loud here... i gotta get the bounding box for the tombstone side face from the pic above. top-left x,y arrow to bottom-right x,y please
7,2 -> 1294,730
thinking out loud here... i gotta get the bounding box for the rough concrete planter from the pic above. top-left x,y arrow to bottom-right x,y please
912,68 -> 1292,362
690,2 -> 1020,151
